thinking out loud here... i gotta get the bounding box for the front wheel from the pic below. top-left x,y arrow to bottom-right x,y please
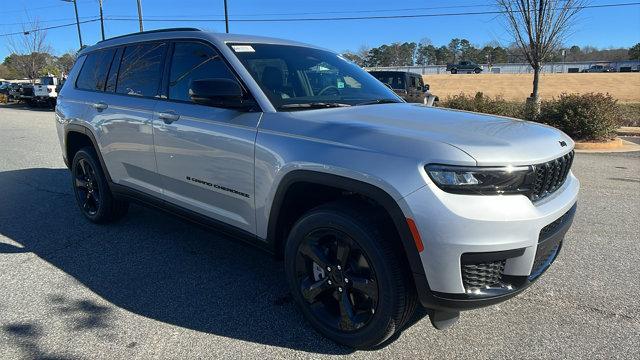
284,202 -> 416,349
450,68 -> 457,74
474,68 -> 482,74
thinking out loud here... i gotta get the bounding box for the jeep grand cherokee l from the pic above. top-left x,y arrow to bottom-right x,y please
55,28 -> 579,349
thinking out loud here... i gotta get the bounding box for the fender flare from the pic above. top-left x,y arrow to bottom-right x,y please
267,170 -> 426,279
64,124 -> 113,183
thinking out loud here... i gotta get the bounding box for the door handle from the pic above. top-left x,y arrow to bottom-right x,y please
157,111 -> 180,124
92,102 -> 108,111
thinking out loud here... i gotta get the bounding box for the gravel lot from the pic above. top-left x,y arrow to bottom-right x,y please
0,104 -> 638,359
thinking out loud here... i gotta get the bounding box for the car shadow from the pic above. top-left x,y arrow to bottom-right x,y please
0,167 -> 351,355
0,102 -> 54,112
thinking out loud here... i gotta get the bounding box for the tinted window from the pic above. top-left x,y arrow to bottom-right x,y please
105,47 -> 123,92
76,49 -> 115,91
116,42 -> 166,97
168,42 -> 236,102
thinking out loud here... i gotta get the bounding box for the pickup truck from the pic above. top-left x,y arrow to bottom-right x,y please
33,76 -> 60,108
446,60 -> 483,74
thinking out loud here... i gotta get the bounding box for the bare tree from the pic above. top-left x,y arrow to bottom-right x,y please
497,0 -> 586,109
7,18 -> 53,81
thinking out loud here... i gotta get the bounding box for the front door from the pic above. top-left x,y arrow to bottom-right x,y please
153,41 -> 260,233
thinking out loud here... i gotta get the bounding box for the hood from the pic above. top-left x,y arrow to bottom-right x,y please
285,103 -> 574,166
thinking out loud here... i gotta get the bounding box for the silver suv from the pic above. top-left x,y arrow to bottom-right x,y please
55,28 -> 579,349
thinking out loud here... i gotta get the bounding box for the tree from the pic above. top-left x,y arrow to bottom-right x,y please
56,52 -> 77,76
7,18 -> 53,81
497,0 -> 586,110
342,52 -> 366,67
629,43 -> 640,60
0,64 -> 19,79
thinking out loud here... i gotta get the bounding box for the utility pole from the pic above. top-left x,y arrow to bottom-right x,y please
136,0 -> 144,32
62,0 -> 83,48
98,0 -> 105,40
224,0 -> 229,33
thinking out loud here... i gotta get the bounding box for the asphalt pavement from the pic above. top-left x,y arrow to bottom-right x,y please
0,103 -> 638,359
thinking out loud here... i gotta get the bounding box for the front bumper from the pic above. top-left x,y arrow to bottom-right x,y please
402,171 -> 579,310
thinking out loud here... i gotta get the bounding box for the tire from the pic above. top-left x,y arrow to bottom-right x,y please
450,68 -> 457,74
71,147 -> 129,223
284,201 -> 417,349
474,68 -> 482,74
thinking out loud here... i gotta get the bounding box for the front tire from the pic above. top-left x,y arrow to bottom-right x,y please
284,201 -> 416,349
71,147 -> 129,223
450,68 -> 457,74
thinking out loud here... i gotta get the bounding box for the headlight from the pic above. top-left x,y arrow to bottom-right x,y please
425,164 -> 535,196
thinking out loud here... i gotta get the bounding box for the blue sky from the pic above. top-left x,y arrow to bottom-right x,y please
1,0 -> 639,59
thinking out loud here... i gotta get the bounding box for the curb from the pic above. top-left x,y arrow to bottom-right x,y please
575,138 -> 640,153
574,138 -> 624,150
617,127 -> 640,137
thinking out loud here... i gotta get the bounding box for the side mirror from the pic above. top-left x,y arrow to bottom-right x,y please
189,78 -> 254,110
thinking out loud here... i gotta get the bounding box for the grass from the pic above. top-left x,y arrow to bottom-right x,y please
423,73 -> 640,103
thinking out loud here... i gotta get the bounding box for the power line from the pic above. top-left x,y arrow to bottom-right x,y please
0,18 -> 100,37
1,2 -> 638,37
103,2 -> 640,23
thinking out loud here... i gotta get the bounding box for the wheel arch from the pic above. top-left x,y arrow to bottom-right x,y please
65,124 -> 112,182
267,170 -> 426,280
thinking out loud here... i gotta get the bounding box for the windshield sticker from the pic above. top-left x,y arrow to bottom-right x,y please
232,45 -> 255,53
337,81 -> 345,89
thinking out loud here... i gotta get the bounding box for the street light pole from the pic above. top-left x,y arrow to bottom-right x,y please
99,0 -> 105,40
136,0 -> 144,32
224,0 -> 229,33
62,0 -> 83,48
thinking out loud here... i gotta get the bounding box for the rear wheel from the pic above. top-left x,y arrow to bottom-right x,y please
474,68 -> 482,74
71,147 -> 128,223
450,68 -> 457,74
284,202 -> 416,349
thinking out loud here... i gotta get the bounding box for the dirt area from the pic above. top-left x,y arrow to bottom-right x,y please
424,73 -> 640,103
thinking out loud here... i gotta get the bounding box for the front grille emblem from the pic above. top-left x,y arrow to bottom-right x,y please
559,140 -> 567,147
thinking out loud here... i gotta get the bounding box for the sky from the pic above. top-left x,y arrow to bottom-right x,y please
1,0 -> 639,59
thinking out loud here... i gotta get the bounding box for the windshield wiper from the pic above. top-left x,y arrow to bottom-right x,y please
279,102 -> 352,110
355,99 -> 402,106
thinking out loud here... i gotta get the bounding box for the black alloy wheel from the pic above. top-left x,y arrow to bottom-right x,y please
295,228 -> 379,332
284,201 -> 417,349
74,158 -> 101,216
71,147 -> 128,223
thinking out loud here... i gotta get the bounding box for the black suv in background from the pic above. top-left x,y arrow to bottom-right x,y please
368,70 -> 438,105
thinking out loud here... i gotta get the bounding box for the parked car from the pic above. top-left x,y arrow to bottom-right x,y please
581,64 -> 616,73
56,28 -> 579,349
7,83 -> 22,101
368,70 -> 438,106
33,76 -> 60,108
446,60 -> 483,74
18,84 -> 35,105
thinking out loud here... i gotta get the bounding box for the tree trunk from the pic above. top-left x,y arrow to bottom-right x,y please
531,64 -> 541,101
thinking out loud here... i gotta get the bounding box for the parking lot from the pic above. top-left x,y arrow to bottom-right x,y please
0,104 -> 638,359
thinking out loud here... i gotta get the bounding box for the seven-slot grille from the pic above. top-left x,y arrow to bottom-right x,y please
530,151 -> 574,202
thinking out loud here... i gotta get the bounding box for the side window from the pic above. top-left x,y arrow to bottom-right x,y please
116,42 -> 166,97
105,47 -> 123,92
168,42 -> 237,103
76,49 -> 116,91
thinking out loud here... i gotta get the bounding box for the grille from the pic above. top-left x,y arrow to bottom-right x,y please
461,261 -> 505,291
530,151 -> 574,202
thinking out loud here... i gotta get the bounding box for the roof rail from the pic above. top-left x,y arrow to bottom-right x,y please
98,28 -> 201,43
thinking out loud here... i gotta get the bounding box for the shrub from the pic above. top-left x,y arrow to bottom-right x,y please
538,93 -> 620,141
438,92 -> 524,119
617,103 -> 640,127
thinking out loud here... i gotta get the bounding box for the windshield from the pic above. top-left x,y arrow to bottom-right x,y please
229,43 -> 402,110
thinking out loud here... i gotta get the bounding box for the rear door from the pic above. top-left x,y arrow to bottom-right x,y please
152,41 -> 260,233
79,42 -> 168,196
